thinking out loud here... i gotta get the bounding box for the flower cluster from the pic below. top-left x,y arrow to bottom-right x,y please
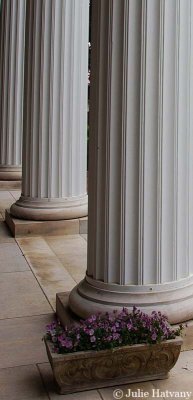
45,307 -> 183,354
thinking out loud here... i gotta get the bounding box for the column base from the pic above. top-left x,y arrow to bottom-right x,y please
5,209 -> 87,237
68,275 -> 193,324
0,166 -> 22,180
57,291 -> 192,351
10,194 -> 88,221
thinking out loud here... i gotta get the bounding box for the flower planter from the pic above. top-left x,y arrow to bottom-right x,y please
45,337 -> 182,394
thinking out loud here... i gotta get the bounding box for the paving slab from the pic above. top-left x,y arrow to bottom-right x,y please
0,191 -> 14,199
153,372 -> 193,397
0,314 -> 54,368
81,233 -> 87,241
38,363 -> 101,400
0,200 -> 14,212
9,190 -> 21,200
0,364 -> 49,400
170,350 -> 193,375
45,234 -> 86,254
0,242 -> 29,272
45,235 -> 87,282
17,237 -> 76,309
17,236 -> 54,254
0,271 -> 52,319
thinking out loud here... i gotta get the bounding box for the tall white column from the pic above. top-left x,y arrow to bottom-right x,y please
0,0 -> 26,181
69,0 -> 193,323
11,0 -> 89,220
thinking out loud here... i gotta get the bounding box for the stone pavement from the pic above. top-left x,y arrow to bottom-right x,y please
0,189 -> 193,399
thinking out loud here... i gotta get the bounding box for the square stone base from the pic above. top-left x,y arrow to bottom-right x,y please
56,292 -> 80,328
56,292 -> 193,352
5,210 -> 87,237
0,180 -> 21,190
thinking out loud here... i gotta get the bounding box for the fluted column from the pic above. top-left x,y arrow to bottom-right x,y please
0,0 -> 26,181
69,0 -> 193,323
11,0 -> 89,220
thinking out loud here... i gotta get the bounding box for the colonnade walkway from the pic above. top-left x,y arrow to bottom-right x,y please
0,189 -> 192,399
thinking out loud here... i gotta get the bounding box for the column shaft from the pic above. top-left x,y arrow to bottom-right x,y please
0,0 -> 26,180
11,0 -> 89,220
69,0 -> 193,323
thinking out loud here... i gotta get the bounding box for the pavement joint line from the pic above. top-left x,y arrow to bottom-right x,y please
0,270 -> 29,274
0,362 -> 45,371
0,312 -> 54,322
98,390 -> 104,400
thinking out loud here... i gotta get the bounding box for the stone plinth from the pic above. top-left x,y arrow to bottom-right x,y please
0,181 -> 21,190
5,210 -> 87,237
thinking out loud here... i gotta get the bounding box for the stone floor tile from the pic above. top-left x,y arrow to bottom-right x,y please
0,191 -> 14,199
17,237 -> 76,309
38,363 -> 101,400
180,321 -> 193,351
0,314 -> 54,368
45,234 -> 86,252
0,221 -> 14,243
38,279 -> 74,310
25,252 -> 76,284
81,233 -> 87,241
0,364 -> 49,400
17,237 -> 76,283
0,242 -> 29,272
63,264 -> 86,283
170,350 -> 193,375
153,372 -> 193,397
0,200 -> 14,212
9,190 -> 21,200
0,271 -> 52,319
45,235 -> 87,282
16,236 -> 51,254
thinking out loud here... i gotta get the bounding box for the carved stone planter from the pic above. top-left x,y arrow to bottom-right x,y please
45,337 -> 182,394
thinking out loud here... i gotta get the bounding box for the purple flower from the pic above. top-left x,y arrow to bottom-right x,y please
113,333 -> 120,340
87,315 -> 97,324
151,332 -> 157,341
45,306 -> 183,354
127,322 -> 133,330
46,322 -> 56,331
